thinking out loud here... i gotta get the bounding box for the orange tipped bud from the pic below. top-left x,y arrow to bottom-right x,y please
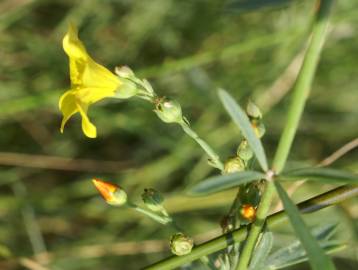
240,204 -> 256,222
92,179 -> 127,206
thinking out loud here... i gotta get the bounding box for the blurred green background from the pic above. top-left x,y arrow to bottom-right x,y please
0,0 -> 357,269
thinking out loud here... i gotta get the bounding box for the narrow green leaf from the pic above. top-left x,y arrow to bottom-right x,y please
269,243 -> 346,270
249,231 -> 274,270
274,182 -> 336,270
267,223 -> 340,269
313,224 -> 338,242
218,89 -> 268,171
188,171 -> 265,196
282,167 -> 358,184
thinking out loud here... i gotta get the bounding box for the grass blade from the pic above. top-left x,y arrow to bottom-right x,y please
188,171 -> 265,196
282,167 -> 358,184
218,89 -> 268,171
274,182 -> 336,270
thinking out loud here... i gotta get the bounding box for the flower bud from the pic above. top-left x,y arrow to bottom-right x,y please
92,179 -> 127,206
224,157 -> 245,174
115,66 -> 135,78
240,204 -> 256,222
251,120 -> 266,138
141,188 -> 164,212
170,233 -> 194,256
246,101 -> 262,119
154,98 -> 183,124
237,139 -> 253,161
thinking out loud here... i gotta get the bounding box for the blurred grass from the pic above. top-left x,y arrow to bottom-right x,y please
0,0 -> 357,269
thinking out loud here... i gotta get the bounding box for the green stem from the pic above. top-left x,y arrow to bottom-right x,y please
272,0 -> 333,174
127,202 -> 172,225
235,1 -> 333,269
180,122 -> 224,171
145,185 -> 358,270
235,181 -> 275,270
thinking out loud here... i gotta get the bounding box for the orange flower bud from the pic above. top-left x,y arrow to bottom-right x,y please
92,179 -> 127,206
240,204 -> 256,222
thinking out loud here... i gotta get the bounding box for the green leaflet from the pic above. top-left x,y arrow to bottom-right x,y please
218,89 -> 268,171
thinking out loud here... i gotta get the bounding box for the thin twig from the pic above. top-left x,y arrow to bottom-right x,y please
18,258 -> 50,270
0,152 -> 130,172
318,137 -> 358,167
257,49 -> 306,112
273,137 -> 358,211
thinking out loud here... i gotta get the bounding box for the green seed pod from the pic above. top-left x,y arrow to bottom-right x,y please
141,188 -> 164,212
224,157 -> 245,174
170,233 -> 194,256
246,100 -> 262,119
237,140 -> 253,161
154,98 -> 183,124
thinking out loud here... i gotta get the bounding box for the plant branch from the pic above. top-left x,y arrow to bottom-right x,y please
145,185 -> 358,270
236,1 -> 333,269
272,0 -> 333,174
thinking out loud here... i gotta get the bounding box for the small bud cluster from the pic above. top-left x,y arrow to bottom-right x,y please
115,66 -> 184,125
222,101 -> 265,230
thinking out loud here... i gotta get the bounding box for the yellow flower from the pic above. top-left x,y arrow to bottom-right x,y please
59,25 -> 123,138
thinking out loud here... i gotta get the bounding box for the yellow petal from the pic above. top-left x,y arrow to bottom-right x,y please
69,58 -> 85,87
62,24 -> 88,61
75,87 -> 116,105
59,90 -> 78,133
82,58 -> 120,90
77,102 -> 97,138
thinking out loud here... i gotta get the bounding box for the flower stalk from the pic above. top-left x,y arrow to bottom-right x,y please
180,121 -> 224,171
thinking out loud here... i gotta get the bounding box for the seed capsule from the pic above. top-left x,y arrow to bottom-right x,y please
170,233 -> 194,256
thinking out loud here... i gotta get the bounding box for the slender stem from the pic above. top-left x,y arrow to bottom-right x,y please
272,0 -> 333,174
145,185 -> 358,270
127,202 -> 172,225
180,122 -> 224,171
235,1 -> 333,269
235,181 -> 275,270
